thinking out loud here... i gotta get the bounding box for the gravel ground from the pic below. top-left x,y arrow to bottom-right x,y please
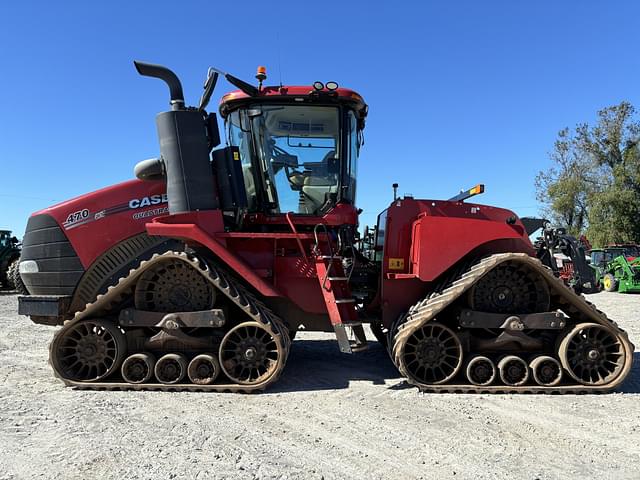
1,291 -> 639,480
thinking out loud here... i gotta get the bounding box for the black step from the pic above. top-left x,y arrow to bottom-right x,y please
333,322 -> 368,354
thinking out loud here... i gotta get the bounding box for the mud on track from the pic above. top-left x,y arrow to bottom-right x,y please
1,291 -> 639,480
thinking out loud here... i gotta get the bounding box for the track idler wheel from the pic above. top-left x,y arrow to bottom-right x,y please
530,355 -> 562,386
400,322 -> 463,385
498,355 -> 529,386
558,323 -> 627,386
121,353 -> 156,384
154,353 -> 188,384
466,355 -> 497,386
188,354 -> 220,385
219,321 -> 284,386
51,319 -> 126,382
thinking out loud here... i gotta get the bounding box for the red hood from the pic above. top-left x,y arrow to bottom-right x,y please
33,178 -> 166,268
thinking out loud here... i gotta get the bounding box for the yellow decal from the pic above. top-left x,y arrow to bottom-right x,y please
388,258 -> 405,270
233,151 -> 240,161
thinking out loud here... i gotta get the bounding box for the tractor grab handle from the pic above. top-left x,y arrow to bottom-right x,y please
134,61 -> 185,109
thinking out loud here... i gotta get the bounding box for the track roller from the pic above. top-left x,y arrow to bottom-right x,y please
466,355 -> 497,386
188,354 -> 220,385
498,355 -> 529,386
121,353 -> 156,384
154,353 -> 188,384
530,355 -> 562,386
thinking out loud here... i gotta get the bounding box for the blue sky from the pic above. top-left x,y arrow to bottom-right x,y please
1,1 -> 638,236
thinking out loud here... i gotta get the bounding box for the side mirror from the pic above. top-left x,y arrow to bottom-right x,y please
199,68 -> 219,111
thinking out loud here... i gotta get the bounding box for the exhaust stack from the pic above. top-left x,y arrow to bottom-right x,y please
134,60 -> 218,214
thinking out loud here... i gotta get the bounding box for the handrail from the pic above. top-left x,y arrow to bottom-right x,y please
285,212 -> 307,261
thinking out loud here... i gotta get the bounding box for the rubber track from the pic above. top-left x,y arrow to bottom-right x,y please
50,251 -> 291,393
390,253 -> 635,394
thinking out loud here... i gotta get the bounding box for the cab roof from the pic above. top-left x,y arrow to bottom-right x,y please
218,85 -> 368,122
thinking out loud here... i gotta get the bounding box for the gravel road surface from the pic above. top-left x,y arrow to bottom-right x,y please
1,292 -> 639,480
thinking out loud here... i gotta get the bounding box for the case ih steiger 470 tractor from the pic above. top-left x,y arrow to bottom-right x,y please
18,62 -> 633,393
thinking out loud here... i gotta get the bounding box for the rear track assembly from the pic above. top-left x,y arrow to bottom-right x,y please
390,253 -> 634,393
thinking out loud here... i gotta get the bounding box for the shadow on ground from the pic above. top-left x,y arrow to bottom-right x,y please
270,338 -> 401,393
618,352 -> 640,394
270,340 -> 640,395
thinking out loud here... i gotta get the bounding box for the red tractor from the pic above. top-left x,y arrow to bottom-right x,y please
18,62 -> 633,392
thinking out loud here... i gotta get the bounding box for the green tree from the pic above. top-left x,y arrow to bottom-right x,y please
536,102 -> 640,246
534,128 -> 595,236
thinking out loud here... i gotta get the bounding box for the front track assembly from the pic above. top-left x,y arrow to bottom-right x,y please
390,253 -> 634,393
49,251 -> 290,392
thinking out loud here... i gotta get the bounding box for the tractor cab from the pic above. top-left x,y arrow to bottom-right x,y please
218,80 -> 367,217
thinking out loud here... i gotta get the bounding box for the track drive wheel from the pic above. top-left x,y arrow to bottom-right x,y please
468,263 -> 550,313
559,323 -> 627,385
219,321 -> 284,385
399,322 -> 463,385
134,258 -> 215,312
51,319 -> 126,382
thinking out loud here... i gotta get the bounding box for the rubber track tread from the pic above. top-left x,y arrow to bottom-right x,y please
50,251 -> 291,393
390,253 -> 634,394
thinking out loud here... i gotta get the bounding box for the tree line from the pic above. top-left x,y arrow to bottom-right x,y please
535,101 -> 640,247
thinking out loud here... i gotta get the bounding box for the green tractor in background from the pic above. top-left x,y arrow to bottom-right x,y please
590,246 -> 640,293
0,230 -> 22,290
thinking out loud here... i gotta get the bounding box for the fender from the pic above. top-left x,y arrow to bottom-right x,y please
146,210 -> 283,298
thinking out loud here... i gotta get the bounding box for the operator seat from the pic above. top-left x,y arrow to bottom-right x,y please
301,150 -> 338,214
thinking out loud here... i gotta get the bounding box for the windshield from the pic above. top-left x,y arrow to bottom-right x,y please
227,105 -> 356,215
591,251 -> 604,265
593,249 -> 624,265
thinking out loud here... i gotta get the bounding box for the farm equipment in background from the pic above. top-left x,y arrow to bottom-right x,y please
590,248 -> 640,293
0,230 -> 22,290
604,244 -> 639,261
16,61 -> 633,393
520,218 -> 598,294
